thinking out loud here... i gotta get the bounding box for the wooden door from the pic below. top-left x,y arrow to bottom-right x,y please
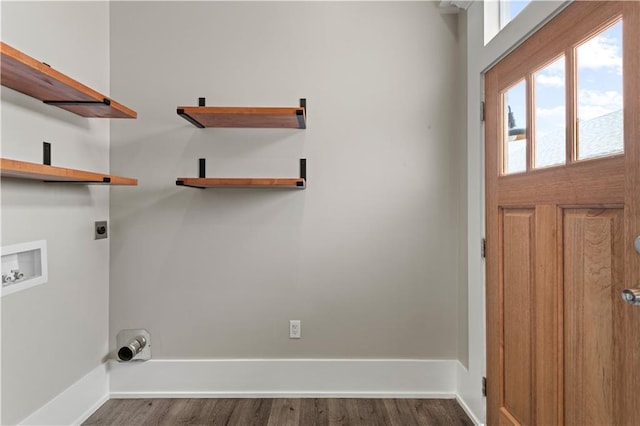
485,2 -> 640,425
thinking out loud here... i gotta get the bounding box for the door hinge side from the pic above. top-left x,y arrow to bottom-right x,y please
482,376 -> 487,397
481,101 -> 485,122
481,238 -> 486,259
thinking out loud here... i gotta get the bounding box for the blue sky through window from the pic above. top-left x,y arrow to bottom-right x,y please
509,0 -> 531,21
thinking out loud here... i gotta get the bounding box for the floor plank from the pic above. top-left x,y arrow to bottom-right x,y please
384,398 -> 421,426
299,398 -> 329,426
83,398 -> 473,426
266,398 -> 301,426
355,399 -> 391,426
201,398 -> 240,425
226,398 -> 273,426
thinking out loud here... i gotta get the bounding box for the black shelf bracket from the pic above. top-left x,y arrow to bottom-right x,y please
44,97 -> 112,107
176,108 -> 205,128
298,158 -> 306,187
175,179 -> 201,188
176,179 -> 204,189
175,179 -> 204,189
297,98 -> 306,129
199,158 -> 206,178
176,97 -> 207,128
43,142 -> 51,166
175,157 -> 207,188
40,142 -> 111,184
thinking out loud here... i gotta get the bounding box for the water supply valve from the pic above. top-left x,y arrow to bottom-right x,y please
2,269 -> 24,285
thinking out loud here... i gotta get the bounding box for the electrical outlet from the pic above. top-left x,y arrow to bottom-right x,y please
95,221 -> 108,240
289,320 -> 301,339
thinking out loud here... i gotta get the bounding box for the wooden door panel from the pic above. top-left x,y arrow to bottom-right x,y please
533,205 -> 561,426
563,209 -> 622,425
502,209 -> 535,426
499,407 -> 523,426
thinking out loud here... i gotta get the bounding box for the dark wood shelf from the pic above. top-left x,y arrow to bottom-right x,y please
1,158 -> 138,185
177,98 -> 306,129
0,42 -> 137,119
176,177 -> 305,189
176,158 -> 306,189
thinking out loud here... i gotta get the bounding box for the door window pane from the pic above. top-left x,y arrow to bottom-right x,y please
534,56 -> 566,168
577,21 -> 623,160
503,80 -> 527,174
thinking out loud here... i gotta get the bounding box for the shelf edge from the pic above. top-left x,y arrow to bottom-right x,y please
0,158 -> 138,186
175,177 -> 305,189
175,106 -> 306,129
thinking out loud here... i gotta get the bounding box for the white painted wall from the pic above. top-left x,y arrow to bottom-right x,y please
456,8 -> 469,370
456,1 -> 570,423
0,2 -> 112,424
109,1 -> 463,361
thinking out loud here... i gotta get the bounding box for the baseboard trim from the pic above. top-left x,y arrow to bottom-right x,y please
19,363 -> 109,426
109,359 -> 457,399
455,361 -> 485,425
112,391 -> 456,399
456,394 -> 483,426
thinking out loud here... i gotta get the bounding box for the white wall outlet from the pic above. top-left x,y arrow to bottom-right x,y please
289,320 -> 301,339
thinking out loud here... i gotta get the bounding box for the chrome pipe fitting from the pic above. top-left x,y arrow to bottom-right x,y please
117,335 -> 147,361
116,329 -> 151,362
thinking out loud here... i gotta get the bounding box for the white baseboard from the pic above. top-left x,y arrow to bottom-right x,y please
456,394 -> 484,426
455,361 -> 485,425
109,359 -> 457,399
19,363 -> 109,426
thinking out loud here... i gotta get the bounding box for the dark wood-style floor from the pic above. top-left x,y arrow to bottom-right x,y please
83,398 -> 474,426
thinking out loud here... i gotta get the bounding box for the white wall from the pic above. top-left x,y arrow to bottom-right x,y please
109,1 -> 463,361
1,2 -> 112,424
457,1 -> 570,423
456,8 -> 469,369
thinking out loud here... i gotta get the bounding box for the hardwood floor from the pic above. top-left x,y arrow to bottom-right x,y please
83,398 -> 473,426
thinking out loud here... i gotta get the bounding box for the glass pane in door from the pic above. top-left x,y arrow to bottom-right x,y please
577,21 -> 623,160
534,56 -> 566,168
503,80 -> 527,174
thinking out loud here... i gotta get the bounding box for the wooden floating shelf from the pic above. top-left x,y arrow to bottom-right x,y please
177,98 -> 306,129
176,177 -> 305,189
176,158 -> 306,189
0,158 -> 138,185
0,41 -> 137,119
